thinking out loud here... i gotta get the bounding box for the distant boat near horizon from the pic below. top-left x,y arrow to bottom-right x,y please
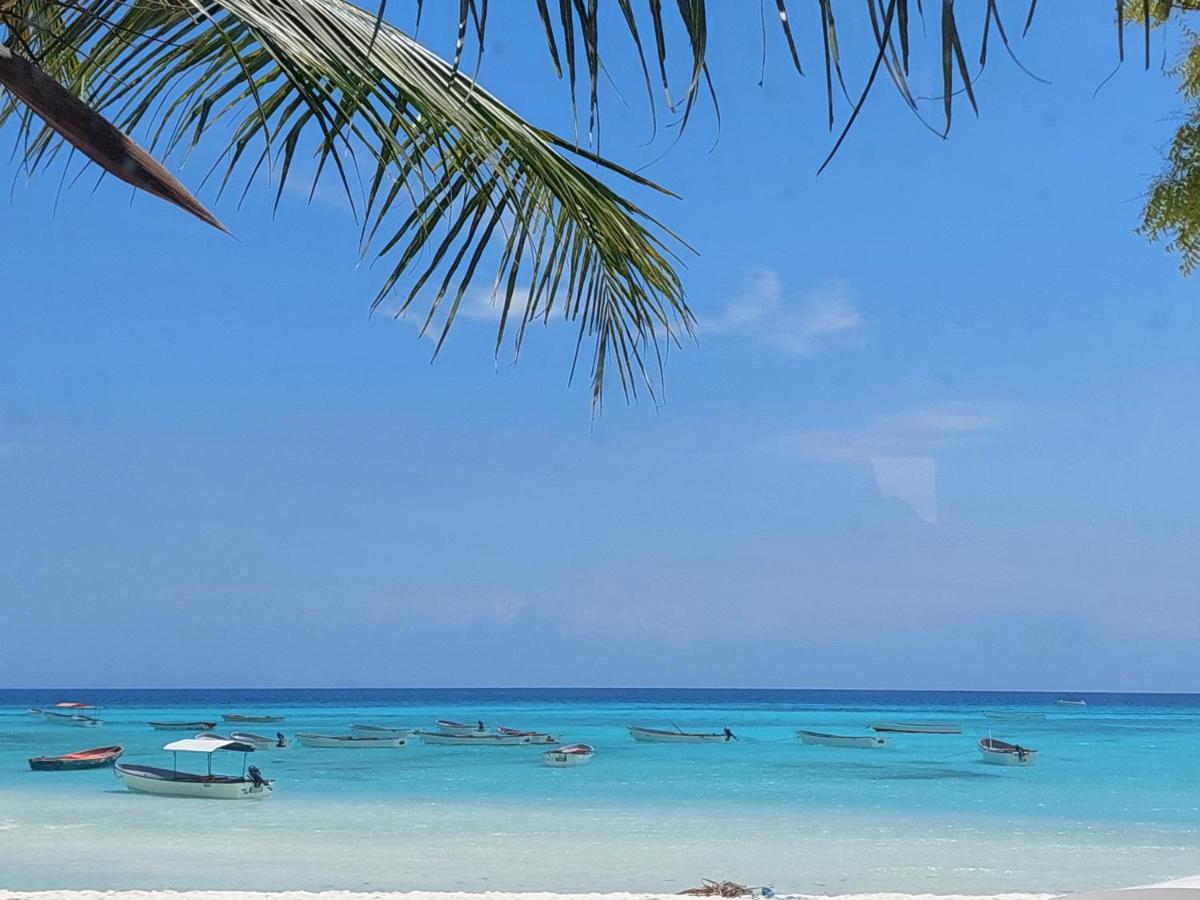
28,745 -> 123,771
419,731 -> 531,746
628,725 -> 736,743
41,711 -> 102,727
983,712 -> 1047,721
797,729 -> 888,749
1056,698 -> 1088,707
543,743 -> 594,767
222,713 -> 286,723
295,732 -> 407,749
230,731 -> 289,749
871,722 -> 962,734
498,726 -> 560,744
149,720 -> 217,731
978,737 -> 1039,766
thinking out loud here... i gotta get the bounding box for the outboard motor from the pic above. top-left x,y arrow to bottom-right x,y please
275,732 -> 287,748
724,727 -> 737,742
477,720 -> 485,732
247,766 -> 270,789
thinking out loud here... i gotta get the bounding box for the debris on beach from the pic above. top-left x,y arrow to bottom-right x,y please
678,878 -> 774,898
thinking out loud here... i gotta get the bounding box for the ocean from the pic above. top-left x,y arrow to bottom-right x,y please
0,689 -> 1197,894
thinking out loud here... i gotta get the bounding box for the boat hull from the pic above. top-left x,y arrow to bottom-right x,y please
628,726 -> 729,743
797,730 -> 888,749
116,764 -> 272,799
230,732 -> 289,750
978,739 -> 1038,766
222,714 -> 285,723
871,722 -> 962,734
1055,700 -> 1087,708
43,713 -> 102,727
419,732 -> 531,746
29,746 -> 124,771
351,725 -> 414,738
150,722 -> 217,731
983,712 -> 1046,721
544,745 -> 594,767
295,733 -> 406,749
435,720 -> 486,735
498,728 -> 559,744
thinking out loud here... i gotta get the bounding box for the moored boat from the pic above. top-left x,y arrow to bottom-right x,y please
1055,698 -> 1087,707
871,722 -> 961,734
419,731 -> 531,746
796,729 -> 888,749
544,743 -> 594,767
295,732 -> 407,749
230,731 -> 290,749
150,721 -> 218,731
115,738 -> 272,800
29,745 -> 124,771
435,718 -> 487,735
222,713 -> 286,723
351,724 -> 415,738
628,725 -> 736,743
498,726 -> 560,744
42,711 -> 102,727
983,711 -> 1047,721
978,737 -> 1038,766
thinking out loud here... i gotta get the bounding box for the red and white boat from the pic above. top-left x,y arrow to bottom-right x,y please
29,745 -> 124,771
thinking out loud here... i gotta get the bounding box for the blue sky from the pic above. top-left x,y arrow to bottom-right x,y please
2,5 -> 1199,690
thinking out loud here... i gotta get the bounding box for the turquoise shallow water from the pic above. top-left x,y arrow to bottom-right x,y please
1,689 -> 1198,893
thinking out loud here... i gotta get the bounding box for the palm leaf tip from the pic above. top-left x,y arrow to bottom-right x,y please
0,44 -> 225,232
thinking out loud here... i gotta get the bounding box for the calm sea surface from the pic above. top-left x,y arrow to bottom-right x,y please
1,688 -> 1198,893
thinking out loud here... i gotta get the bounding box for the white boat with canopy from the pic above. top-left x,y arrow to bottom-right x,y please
419,731 -> 531,746
351,724 -> 415,738
295,732 -> 407,749
436,719 -> 487,735
41,703 -> 102,727
871,722 -> 962,734
544,743 -> 594,767
797,729 -> 888,749
230,731 -> 290,749
115,738 -> 272,800
978,737 -> 1038,766
628,725 -> 736,743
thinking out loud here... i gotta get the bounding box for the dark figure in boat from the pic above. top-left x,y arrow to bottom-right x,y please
723,727 -> 737,741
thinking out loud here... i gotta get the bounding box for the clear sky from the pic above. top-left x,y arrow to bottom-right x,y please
2,5 -> 1198,691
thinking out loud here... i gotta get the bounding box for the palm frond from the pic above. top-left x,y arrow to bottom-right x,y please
0,0 -> 691,408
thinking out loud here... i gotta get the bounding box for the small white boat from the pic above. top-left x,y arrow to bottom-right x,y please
1055,698 -> 1087,708
295,732 -> 407,749
628,725 -> 735,743
983,712 -> 1047,721
351,724 -> 415,738
150,721 -> 218,731
498,726 -> 560,744
797,729 -> 888,749
435,719 -> 487,735
871,722 -> 961,734
115,738 -> 272,800
230,731 -> 290,749
419,731 -> 531,746
978,737 -> 1038,766
544,743 -> 594,767
222,713 -> 286,723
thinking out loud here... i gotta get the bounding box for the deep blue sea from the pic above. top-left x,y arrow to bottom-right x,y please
1,688 -> 1198,893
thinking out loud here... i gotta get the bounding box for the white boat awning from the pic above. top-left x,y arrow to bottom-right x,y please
163,738 -> 255,753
